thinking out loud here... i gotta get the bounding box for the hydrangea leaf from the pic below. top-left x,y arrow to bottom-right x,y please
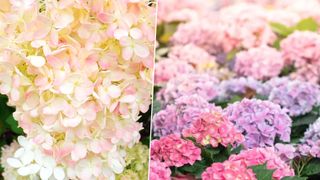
301,159 -> 320,176
5,115 -> 23,134
295,18 -> 318,32
250,163 -> 275,180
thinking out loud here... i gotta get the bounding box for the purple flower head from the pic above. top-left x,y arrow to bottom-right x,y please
275,143 -> 297,162
153,95 -> 220,137
266,77 -> 320,116
156,73 -> 219,105
298,118 -> 320,158
224,98 -> 292,149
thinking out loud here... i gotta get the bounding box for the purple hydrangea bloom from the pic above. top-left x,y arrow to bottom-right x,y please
218,77 -> 268,101
156,73 -> 219,105
298,118 -> 320,158
153,95 -> 220,137
224,98 -> 292,149
275,143 -> 297,162
266,77 -> 320,116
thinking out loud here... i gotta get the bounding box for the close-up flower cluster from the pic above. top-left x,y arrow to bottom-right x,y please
0,0 -> 155,179
152,0 -> 320,179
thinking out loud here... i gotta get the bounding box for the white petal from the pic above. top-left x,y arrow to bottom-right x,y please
114,29 -> 128,40
40,167 -> 53,180
129,28 -> 142,39
20,150 -> 34,165
53,167 -> 65,180
59,82 -> 74,94
17,136 -> 29,148
109,158 -> 124,174
26,164 -> 41,174
62,116 -> 82,127
119,95 -> 136,103
7,158 -> 23,168
27,55 -> 46,67
107,85 -> 121,98
17,166 -> 32,176
42,156 -> 56,168
134,44 -> 149,58
14,148 -> 25,158
122,47 -> 133,61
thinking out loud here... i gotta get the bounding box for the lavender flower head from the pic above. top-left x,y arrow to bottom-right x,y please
298,118 -> 320,158
267,78 -> 320,116
217,77 -> 268,101
224,98 -> 292,149
153,95 -> 220,137
156,73 -> 219,105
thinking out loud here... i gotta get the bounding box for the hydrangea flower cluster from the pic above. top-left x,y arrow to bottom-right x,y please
182,112 -> 244,147
149,160 -> 171,180
267,78 -> 320,116
0,0 -> 154,179
275,143 -> 297,162
298,118 -> 320,158
153,95 -> 219,137
281,31 -> 320,84
234,46 -> 285,80
224,99 -> 292,148
229,147 -> 295,179
151,134 -> 201,167
202,160 -> 256,180
156,73 -> 219,105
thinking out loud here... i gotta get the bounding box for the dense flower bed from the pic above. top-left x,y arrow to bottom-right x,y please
151,0 -> 320,179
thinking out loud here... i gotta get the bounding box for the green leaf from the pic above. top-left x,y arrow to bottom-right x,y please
292,113 -> 319,127
226,49 -> 238,61
152,100 -> 162,115
295,18 -> 318,32
301,158 -> 320,176
5,115 -> 23,134
177,161 -> 207,177
270,22 -> 293,36
282,176 -> 307,180
250,164 -> 275,180
230,145 -> 243,155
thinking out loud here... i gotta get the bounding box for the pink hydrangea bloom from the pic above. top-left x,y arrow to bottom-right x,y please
149,160 -> 171,180
155,58 -> 195,84
202,160 -> 256,180
182,112 -> 244,148
151,134 -> 201,167
234,46 -> 284,80
156,74 -> 219,105
298,118 -> 320,158
168,44 -> 218,71
229,147 -> 295,180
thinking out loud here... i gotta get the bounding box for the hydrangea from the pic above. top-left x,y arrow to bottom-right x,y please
234,46 -> 284,80
153,95 -> 220,137
229,147 -> 295,180
275,143 -> 297,162
267,78 -> 320,116
217,77 -> 267,101
1,140 -> 21,179
149,160 -> 171,180
298,118 -> 320,158
202,160 -> 256,180
168,44 -> 219,72
154,58 -> 195,84
151,134 -> 201,167
116,143 -> 149,180
0,0 -> 155,179
182,112 -> 244,148
156,73 -> 219,105
281,31 -> 320,83
224,99 -> 292,148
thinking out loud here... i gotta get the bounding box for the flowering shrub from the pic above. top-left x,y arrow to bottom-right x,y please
0,0 -> 155,179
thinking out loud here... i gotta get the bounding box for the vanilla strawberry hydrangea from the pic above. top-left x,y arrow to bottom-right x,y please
0,0 -> 155,179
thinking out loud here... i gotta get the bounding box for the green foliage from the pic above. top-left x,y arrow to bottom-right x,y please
301,158 -> 320,176
152,100 -> 161,115
282,176 -> 308,180
157,22 -> 180,46
250,164 -> 275,180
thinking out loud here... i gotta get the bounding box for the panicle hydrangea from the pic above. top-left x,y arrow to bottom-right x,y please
0,0 -> 155,179
153,95 -> 220,137
1,140 -> 22,179
217,77 -> 267,101
267,78 -> 320,116
224,98 -> 292,148
281,31 -> 320,83
151,134 -> 201,167
116,143 -> 149,180
156,73 -> 219,105
234,45 -> 285,80
201,160 -> 256,180
229,147 -> 295,180
168,44 -> 219,71
298,118 -> 320,158
149,160 -> 171,180
154,58 -> 195,84
182,112 -> 244,148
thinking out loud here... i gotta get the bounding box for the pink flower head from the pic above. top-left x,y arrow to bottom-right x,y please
151,134 -> 201,167
202,160 -> 256,180
182,112 -> 244,148
229,147 -> 295,180
149,160 -> 171,180
235,45 -> 285,80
